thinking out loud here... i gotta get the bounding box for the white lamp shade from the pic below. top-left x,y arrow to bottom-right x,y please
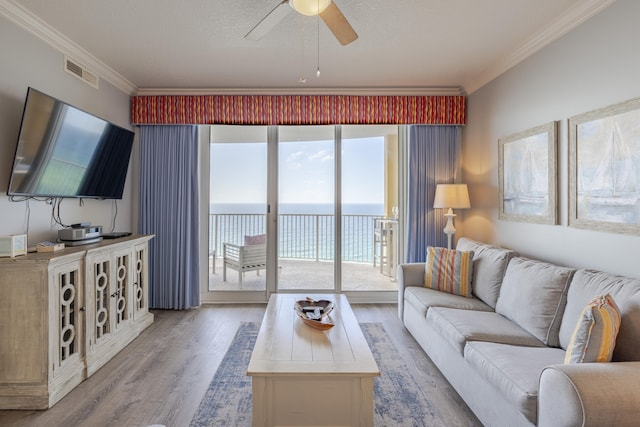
290,0 -> 332,16
433,184 -> 470,209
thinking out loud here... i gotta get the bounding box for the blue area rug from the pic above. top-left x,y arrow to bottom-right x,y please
190,322 -> 439,426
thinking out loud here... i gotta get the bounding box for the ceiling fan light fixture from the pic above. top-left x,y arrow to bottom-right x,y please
290,0 -> 332,16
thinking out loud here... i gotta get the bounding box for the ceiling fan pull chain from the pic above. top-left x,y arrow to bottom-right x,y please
299,14 -> 307,83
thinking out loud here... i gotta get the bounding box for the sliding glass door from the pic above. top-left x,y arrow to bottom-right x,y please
201,124 -> 400,303
341,126 -> 399,291
207,126 -> 268,300
277,126 -> 335,291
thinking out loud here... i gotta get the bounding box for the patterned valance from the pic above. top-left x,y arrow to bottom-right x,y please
130,95 -> 466,125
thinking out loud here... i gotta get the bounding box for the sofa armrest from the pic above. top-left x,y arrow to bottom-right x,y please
538,362 -> 640,427
397,262 -> 425,320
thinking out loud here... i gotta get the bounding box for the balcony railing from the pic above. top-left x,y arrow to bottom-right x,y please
209,213 -> 380,263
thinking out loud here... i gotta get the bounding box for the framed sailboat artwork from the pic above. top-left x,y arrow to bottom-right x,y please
498,121 -> 558,224
569,98 -> 640,234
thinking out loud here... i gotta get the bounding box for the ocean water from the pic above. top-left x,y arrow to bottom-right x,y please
211,202 -> 384,215
209,202 -> 385,262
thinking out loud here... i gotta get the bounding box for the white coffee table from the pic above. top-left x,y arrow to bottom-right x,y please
247,293 -> 380,427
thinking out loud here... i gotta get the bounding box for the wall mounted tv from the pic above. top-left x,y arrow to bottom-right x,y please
6,87 -> 135,199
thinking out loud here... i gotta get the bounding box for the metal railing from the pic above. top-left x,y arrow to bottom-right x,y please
209,213 -> 380,263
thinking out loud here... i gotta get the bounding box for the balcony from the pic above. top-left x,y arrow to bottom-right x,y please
208,213 -> 397,291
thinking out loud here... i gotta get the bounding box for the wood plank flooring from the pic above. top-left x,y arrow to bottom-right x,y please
0,304 -> 481,427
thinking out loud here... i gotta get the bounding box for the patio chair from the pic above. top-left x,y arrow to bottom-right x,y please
373,218 -> 397,278
222,234 -> 267,287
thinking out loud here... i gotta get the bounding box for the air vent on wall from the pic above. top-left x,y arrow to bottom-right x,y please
64,56 -> 99,89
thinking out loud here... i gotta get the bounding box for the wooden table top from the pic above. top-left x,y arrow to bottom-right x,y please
247,293 -> 380,377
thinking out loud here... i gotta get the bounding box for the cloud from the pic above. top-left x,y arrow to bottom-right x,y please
287,151 -> 305,162
285,150 -> 305,169
308,149 -> 334,162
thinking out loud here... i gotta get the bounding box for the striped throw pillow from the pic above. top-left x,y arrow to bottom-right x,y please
424,246 -> 474,297
564,294 -> 621,364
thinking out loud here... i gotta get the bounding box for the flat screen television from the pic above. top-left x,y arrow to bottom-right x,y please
6,87 -> 134,199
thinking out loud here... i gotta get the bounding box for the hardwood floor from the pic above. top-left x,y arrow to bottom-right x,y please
0,304 -> 481,427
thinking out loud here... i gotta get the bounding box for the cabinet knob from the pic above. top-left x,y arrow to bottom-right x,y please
80,306 -> 86,312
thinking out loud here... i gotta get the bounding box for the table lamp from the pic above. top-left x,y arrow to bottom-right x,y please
433,184 -> 470,249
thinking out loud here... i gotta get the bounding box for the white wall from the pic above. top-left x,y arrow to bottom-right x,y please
462,0 -> 640,278
0,15 -> 135,246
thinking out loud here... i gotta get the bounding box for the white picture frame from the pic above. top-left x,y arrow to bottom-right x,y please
498,121 -> 558,224
569,98 -> 640,234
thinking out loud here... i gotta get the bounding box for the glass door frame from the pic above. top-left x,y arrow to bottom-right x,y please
273,125 -> 338,295
200,125 -> 402,304
200,126 -> 269,304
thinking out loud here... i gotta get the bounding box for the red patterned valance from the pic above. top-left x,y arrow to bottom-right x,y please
130,95 -> 466,125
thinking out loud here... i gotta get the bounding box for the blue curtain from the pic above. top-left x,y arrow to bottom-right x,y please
138,125 -> 200,309
406,125 -> 462,262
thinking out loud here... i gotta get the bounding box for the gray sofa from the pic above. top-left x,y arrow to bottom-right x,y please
398,237 -> 640,427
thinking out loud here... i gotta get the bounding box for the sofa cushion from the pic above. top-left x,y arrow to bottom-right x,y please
559,269 -> 640,362
464,342 -> 566,425
456,238 -> 518,308
495,257 -> 575,347
424,246 -> 474,297
404,287 -> 493,319
564,294 -> 621,363
427,307 -> 545,355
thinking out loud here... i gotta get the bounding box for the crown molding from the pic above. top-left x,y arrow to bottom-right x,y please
2,0 -> 610,98
464,0 -> 616,94
0,0 -> 462,99
0,0 -> 137,95
134,86 -> 466,96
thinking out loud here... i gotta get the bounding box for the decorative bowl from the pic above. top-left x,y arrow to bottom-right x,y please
294,298 -> 335,330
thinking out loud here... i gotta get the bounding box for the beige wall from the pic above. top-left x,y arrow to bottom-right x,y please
384,134 -> 398,218
462,0 -> 639,278
0,15 -> 134,245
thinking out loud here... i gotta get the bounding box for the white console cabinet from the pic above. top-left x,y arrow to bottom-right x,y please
0,235 -> 154,409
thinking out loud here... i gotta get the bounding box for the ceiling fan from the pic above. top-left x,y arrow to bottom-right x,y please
245,0 -> 358,46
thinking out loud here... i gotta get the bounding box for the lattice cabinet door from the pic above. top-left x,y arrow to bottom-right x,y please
86,251 -> 113,357
49,259 -> 86,398
84,245 -> 137,376
112,246 -> 134,334
132,242 -> 150,319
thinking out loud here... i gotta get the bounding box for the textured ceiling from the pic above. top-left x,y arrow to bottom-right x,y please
4,0 -> 614,94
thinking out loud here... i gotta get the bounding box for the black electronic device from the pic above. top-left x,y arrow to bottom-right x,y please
6,87 -> 135,199
71,222 -> 92,228
101,231 -> 132,239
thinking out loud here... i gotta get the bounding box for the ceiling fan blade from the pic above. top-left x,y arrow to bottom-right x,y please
245,0 -> 291,41
319,2 -> 358,46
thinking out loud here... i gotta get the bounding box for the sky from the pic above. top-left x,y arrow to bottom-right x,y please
210,135 -> 386,205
